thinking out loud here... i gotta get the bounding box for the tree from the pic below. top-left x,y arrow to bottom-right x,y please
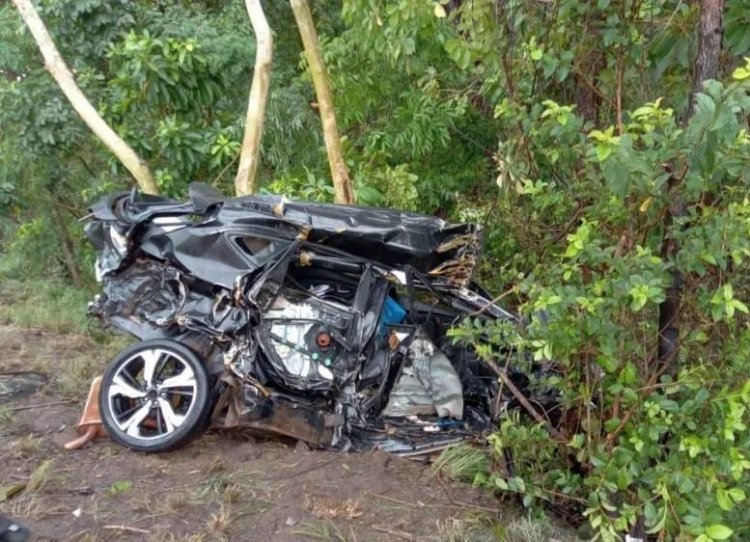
10,0 -> 159,195
290,0 -> 355,205
235,0 -> 273,197
658,0 -> 726,374
693,0 -> 727,98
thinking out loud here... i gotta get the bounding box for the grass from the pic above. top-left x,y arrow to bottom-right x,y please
437,515 -> 500,542
56,352 -> 117,399
27,459 -> 54,492
292,520 -> 348,541
207,504 -> 233,540
0,271 -> 131,396
433,444 -> 584,542
0,406 -> 15,432
10,434 -> 44,459
191,467 -> 270,509
148,534 -> 207,542
222,483 -> 242,504
163,493 -> 192,515
501,516 -> 583,542
0,277 -> 93,334
432,442 -> 489,482
193,474 -> 230,501
435,510 -> 583,542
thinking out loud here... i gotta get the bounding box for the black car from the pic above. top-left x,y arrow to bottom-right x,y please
84,183 -> 523,456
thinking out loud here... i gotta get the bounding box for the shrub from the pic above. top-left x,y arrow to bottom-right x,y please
449,64 -> 750,540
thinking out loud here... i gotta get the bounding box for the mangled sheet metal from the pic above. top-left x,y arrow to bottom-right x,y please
83,183 -> 525,455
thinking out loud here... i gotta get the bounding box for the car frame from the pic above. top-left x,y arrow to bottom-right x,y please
84,183 -> 527,456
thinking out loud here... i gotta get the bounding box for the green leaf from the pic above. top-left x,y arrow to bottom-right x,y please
724,283 -> 734,301
733,58 -> 750,80
706,525 -> 733,540
729,487 -> 746,502
693,93 -> 717,121
716,488 -> 733,511
494,477 -> 509,490
595,144 -> 613,162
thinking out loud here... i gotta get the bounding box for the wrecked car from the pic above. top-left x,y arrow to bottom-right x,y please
84,183 -> 526,456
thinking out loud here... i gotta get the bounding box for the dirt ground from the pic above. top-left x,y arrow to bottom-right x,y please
0,325 -> 542,541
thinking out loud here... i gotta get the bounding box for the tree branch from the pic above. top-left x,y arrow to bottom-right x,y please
11,0 -> 159,195
290,0 -> 355,205
235,0 -> 273,196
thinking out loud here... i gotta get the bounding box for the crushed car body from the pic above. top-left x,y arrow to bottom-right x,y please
84,183 -> 527,456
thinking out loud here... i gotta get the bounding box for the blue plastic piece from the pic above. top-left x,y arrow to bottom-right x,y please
379,296 -> 406,336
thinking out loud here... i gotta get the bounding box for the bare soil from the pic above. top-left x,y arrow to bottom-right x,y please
0,325 -> 515,541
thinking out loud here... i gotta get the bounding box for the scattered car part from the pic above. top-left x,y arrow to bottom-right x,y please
83,183 -> 537,455
64,375 -> 107,450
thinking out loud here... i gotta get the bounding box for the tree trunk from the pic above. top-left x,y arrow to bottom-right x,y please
618,5 -> 729,540
657,0 -> 725,372
574,49 -> 605,125
50,205 -> 83,288
290,0 -> 355,205
235,0 -> 273,197
657,178 -> 685,374
11,0 -> 159,195
692,0 -> 725,98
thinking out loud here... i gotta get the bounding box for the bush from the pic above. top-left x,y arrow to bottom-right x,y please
448,65 -> 750,540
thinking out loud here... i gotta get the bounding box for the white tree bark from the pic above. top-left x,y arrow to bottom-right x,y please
290,0 -> 355,205
235,0 -> 273,197
11,0 -> 159,195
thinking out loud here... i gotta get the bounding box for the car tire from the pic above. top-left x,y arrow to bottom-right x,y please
99,339 -> 213,453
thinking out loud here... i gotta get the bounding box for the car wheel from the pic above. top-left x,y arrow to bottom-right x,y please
99,339 -> 212,453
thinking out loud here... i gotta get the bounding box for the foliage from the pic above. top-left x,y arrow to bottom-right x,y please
3,0 -> 750,539
449,65 -> 750,540
0,277 -> 93,334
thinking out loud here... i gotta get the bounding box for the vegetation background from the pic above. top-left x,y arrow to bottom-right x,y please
2,0 -> 750,539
